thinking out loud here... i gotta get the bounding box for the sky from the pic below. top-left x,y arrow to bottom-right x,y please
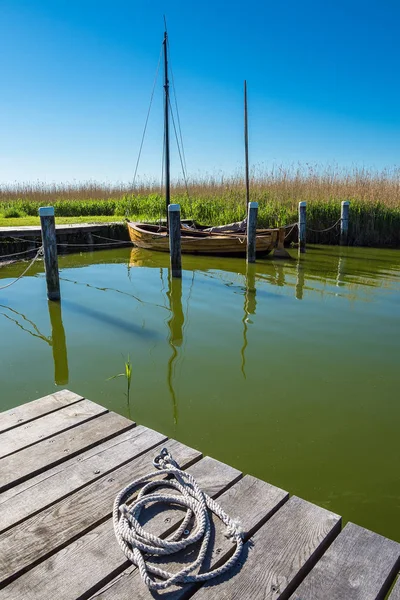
0,0 -> 399,184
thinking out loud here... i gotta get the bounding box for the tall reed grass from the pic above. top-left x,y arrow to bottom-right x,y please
1,165 -> 399,246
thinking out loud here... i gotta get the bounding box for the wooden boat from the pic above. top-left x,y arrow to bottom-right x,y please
127,221 -> 281,255
127,28 -> 288,258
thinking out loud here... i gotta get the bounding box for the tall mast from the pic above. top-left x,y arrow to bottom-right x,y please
244,80 -> 250,205
163,29 -> 171,224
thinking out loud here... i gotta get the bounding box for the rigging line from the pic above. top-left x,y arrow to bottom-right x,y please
0,304 -> 50,340
167,38 -> 187,174
159,125 -> 166,227
168,96 -> 191,205
132,42 -> 163,188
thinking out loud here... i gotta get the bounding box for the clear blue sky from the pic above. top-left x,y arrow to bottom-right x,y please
1,0 -> 399,184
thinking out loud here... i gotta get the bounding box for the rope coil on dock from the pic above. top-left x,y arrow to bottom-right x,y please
113,448 -> 244,590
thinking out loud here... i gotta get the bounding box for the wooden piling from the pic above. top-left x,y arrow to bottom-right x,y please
340,200 -> 350,245
168,204 -> 182,278
247,201 -> 258,263
39,207 -> 60,301
298,201 -> 306,253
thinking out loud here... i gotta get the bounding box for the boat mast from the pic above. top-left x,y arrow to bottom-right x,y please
163,29 -> 171,225
244,80 -> 250,206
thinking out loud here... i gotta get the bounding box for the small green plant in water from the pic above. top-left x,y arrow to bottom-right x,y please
107,355 -> 133,412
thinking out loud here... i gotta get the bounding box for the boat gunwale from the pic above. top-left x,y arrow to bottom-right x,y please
128,221 -> 280,240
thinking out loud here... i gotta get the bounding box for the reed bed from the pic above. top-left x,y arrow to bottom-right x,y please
1,165 -> 399,247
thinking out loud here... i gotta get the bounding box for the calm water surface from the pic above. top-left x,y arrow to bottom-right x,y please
1,245 -> 399,541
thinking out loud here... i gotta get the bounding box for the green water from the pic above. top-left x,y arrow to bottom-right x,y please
1,245 -> 399,541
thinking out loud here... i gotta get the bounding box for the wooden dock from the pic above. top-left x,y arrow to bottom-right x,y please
0,390 -> 399,599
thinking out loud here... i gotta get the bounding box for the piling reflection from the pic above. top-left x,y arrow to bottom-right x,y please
336,253 -> 347,288
295,253 -> 305,300
48,301 -> 69,385
241,263 -> 257,379
0,302 -> 69,385
166,271 -> 184,425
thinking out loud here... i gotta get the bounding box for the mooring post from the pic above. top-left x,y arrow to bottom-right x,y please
39,206 -> 60,301
340,200 -> 350,246
298,201 -> 306,253
247,201 -> 258,263
168,204 -> 182,278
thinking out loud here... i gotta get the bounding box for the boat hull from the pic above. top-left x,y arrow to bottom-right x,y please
127,222 -> 279,256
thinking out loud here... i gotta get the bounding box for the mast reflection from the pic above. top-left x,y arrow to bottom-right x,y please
166,271 -> 184,425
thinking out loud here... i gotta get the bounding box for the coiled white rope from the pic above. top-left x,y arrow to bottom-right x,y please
113,448 -> 244,591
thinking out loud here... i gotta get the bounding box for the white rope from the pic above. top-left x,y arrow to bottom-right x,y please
284,223 -> 298,239
0,246 -> 41,260
0,247 -> 43,290
114,448 -> 244,591
91,233 -> 133,244
307,217 -> 341,233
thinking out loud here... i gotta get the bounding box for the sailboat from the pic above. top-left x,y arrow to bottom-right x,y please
127,30 -> 285,256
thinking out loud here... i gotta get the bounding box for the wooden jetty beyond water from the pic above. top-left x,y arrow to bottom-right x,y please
0,390 -> 398,599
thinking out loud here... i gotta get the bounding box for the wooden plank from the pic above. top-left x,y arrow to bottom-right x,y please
0,424 -> 164,533
92,474 -> 289,600
0,399 -> 106,458
0,390 -> 83,433
0,439 -> 201,586
0,411 -> 134,492
0,456 -> 242,600
389,577 -> 400,599
0,426 -> 140,505
289,522 -> 400,600
191,495 -> 341,600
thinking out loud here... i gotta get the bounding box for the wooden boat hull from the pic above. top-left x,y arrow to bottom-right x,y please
127,221 -> 279,256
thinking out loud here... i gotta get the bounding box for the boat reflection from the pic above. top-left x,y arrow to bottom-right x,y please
0,302 -> 69,385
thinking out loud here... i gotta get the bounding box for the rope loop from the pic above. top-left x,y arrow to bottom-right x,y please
114,449 -> 244,591
307,217 -> 341,233
0,246 -> 43,291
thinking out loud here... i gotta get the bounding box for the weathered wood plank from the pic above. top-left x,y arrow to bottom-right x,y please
0,439 -> 201,586
389,577 -> 400,599
0,399 -> 106,458
0,424 -> 164,533
191,495 -> 341,600
289,522 -> 400,600
0,456 -> 241,600
0,411 -> 134,492
0,390 -> 83,433
92,473 -> 289,600
0,426 -> 139,505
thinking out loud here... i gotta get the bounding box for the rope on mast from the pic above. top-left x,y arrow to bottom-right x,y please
169,96 -> 192,212
167,38 -> 188,175
132,43 -> 163,189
